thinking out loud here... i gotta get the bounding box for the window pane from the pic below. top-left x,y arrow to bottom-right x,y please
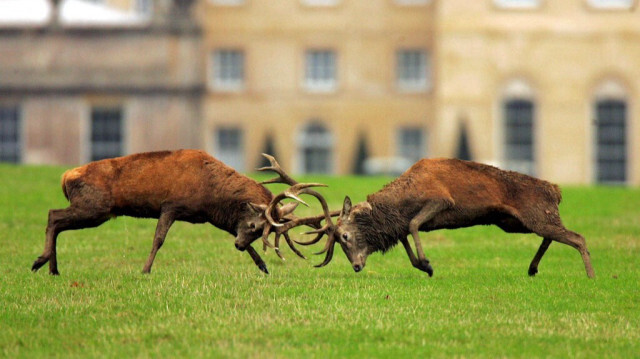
0,106 -> 20,163
215,128 -> 245,171
299,122 -> 333,174
596,100 -> 626,183
504,99 -> 535,175
305,50 -> 336,91
91,107 -> 123,161
212,49 -> 244,90
397,49 -> 429,91
397,127 -> 424,163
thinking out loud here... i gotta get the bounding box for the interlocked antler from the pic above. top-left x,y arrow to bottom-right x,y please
257,154 -> 338,260
264,182 -> 340,266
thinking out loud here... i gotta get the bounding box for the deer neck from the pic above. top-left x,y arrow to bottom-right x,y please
358,201 -> 409,253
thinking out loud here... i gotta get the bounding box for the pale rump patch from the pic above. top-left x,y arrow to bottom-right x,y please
62,167 -> 84,182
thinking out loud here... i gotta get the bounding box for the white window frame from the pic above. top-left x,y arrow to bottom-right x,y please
134,0 -> 153,15
210,49 -> 245,92
90,106 -> 124,162
396,49 -> 431,93
586,0 -> 635,9
304,50 -> 337,93
296,122 -> 334,174
397,127 -> 426,164
0,104 -> 22,163
494,0 -> 542,9
301,0 -> 341,6
214,127 -> 245,172
394,0 -> 431,6
209,0 -> 246,6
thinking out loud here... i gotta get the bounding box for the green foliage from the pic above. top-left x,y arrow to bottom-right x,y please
1,164 -> 639,358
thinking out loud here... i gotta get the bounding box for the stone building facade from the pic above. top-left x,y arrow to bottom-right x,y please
2,0 -> 639,185
0,0 -> 203,165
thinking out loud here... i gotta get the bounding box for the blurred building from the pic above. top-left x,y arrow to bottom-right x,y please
198,0 -> 639,185
436,0 -> 640,185
1,0 -> 639,185
0,0 -> 203,164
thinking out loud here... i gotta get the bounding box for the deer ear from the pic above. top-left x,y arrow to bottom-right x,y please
341,196 -> 352,218
278,202 -> 299,217
247,202 -> 268,215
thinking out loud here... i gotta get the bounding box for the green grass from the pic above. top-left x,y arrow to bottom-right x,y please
1,164 -> 639,358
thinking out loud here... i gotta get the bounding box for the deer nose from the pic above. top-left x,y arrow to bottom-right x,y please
235,242 -> 246,251
353,264 -> 362,273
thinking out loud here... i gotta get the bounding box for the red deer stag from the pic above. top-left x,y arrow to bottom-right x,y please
289,158 -> 595,278
31,150 -> 323,275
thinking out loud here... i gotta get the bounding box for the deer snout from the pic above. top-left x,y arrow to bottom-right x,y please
351,254 -> 366,273
234,241 -> 246,251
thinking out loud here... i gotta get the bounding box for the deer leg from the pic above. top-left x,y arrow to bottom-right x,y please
407,199 -> 453,277
528,238 -> 552,276
32,207 -> 110,275
246,245 -> 269,274
142,211 -> 175,274
536,225 -> 595,278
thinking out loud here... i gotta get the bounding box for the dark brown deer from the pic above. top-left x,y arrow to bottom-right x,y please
290,158 -> 595,278
31,150 -> 322,275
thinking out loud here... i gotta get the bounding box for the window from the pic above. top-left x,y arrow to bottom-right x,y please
134,0 -> 153,15
91,107 -> 123,161
209,0 -> 245,5
301,0 -> 340,6
305,50 -> 337,92
587,0 -> 635,9
494,0 -> 542,9
0,106 -> 21,163
298,122 -> 333,174
397,127 -> 425,164
595,100 -> 627,183
215,128 -> 245,172
504,99 -> 535,175
396,49 -> 430,92
210,49 -> 245,91
394,0 -> 431,5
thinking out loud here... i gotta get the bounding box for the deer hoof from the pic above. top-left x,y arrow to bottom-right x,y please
417,259 -> 433,277
258,263 -> 269,275
528,266 -> 538,276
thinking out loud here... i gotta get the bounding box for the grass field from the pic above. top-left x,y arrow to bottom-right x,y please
1,164 -> 639,358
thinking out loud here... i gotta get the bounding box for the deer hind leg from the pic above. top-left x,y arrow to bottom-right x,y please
406,198 -> 454,277
528,238 -> 552,276
142,211 -> 175,274
534,225 -> 595,278
32,207 -> 111,275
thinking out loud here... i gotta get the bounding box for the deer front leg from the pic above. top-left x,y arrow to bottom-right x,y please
399,236 -> 432,276
406,199 -> 453,277
246,245 -> 269,274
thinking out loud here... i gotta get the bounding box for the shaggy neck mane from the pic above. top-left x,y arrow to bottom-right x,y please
354,201 -> 409,253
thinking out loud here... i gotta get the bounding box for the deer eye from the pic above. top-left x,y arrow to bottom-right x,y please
341,232 -> 349,241
248,222 -> 256,230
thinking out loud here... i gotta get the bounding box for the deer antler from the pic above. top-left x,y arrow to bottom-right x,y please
264,183 -> 341,266
257,153 -> 339,260
257,153 -> 298,186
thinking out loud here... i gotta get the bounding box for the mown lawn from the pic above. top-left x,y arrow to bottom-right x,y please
0,164 -> 638,358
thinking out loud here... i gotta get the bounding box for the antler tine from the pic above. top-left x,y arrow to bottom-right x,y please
265,183 -> 329,227
282,232 -> 307,259
314,237 -> 336,268
257,153 -> 298,186
260,224 -> 275,249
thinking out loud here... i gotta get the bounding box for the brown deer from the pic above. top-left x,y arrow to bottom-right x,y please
31,150 -> 323,275
287,158 -> 595,278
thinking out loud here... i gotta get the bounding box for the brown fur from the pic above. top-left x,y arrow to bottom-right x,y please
33,149 -> 276,275
335,158 -> 595,278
